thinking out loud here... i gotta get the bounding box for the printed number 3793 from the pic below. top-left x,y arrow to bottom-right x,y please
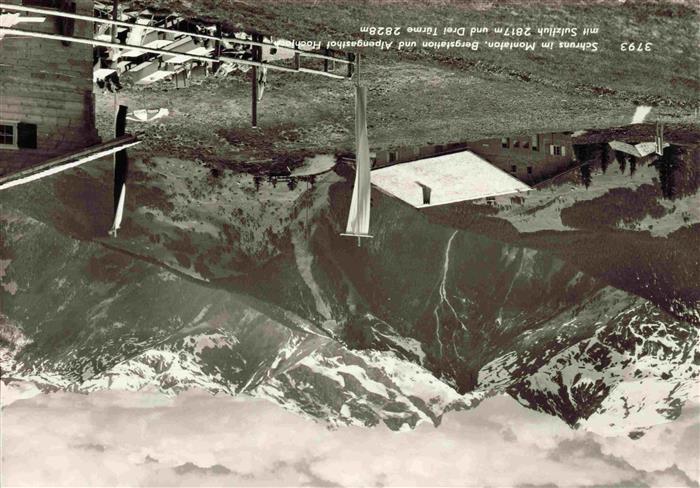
620,42 -> 653,51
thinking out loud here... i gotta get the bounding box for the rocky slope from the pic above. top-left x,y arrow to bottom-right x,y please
424,139 -> 700,324
1,153 -> 697,436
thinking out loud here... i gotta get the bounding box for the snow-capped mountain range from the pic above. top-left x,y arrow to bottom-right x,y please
1,150 -> 698,437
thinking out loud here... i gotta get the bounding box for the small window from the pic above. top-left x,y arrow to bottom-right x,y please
2,122 -> 37,149
531,135 -> 539,151
501,137 -> 510,148
551,145 -> 562,156
522,141 -> 529,149
510,165 -> 517,173
527,166 -> 533,174
389,151 -> 398,163
0,123 -> 17,149
513,140 -> 520,148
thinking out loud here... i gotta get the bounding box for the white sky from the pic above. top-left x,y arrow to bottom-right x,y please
1,386 -> 697,487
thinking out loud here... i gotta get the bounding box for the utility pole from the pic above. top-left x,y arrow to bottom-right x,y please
110,0 -> 118,42
110,0 -> 120,112
214,22 -> 222,74
294,41 -> 300,70
251,69 -> 257,127
251,32 -> 263,128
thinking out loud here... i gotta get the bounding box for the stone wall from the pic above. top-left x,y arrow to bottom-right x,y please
0,0 -> 100,176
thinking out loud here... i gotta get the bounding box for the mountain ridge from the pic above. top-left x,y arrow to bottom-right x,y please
1,159 -> 697,435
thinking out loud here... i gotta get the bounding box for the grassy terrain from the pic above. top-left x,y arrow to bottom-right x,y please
185,0 -> 698,103
97,1 -> 699,170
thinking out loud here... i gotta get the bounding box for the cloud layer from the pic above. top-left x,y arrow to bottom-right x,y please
1,387 -> 698,487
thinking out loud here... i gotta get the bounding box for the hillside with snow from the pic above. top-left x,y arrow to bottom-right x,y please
1,148 -> 697,435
